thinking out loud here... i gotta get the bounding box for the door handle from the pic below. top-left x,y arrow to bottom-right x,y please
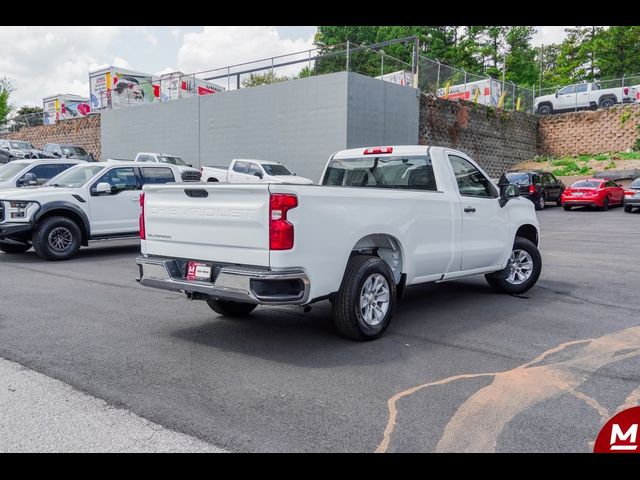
464,206 -> 476,213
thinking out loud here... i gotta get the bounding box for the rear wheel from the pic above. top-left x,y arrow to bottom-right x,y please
206,298 -> 256,317
485,237 -> 542,295
535,194 -> 546,210
0,242 -> 31,254
599,97 -> 615,108
625,204 -> 633,213
563,205 -> 572,211
601,197 -> 609,211
331,255 -> 396,341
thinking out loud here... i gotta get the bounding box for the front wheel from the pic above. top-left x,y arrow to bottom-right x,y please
331,255 -> 396,341
0,242 -> 31,254
485,237 -> 542,295
206,298 -> 256,317
563,205 -> 572,211
625,204 -> 633,213
601,197 -> 609,211
537,104 -> 552,115
32,216 -> 82,261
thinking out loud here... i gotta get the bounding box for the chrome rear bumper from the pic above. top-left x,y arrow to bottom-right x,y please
136,255 -> 310,305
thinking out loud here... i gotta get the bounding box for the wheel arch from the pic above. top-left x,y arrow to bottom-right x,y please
34,202 -> 90,246
515,223 -> 539,247
350,233 -> 404,285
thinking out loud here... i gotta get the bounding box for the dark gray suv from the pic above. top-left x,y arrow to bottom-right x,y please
43,143 -> 96,162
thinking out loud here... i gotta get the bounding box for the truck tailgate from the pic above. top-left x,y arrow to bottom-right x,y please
143,183 -> 270,266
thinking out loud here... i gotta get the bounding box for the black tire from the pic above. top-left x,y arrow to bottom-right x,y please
331,254 -> 397,341
485,237 -> 542,295
601,197 -> 609,211
537,104 -> 552,115
563,205 -> 572,211
0,242 -> 31,254
599,97 -> 615,108
535,193 -> 546,210
32,216 -> 82,261
624,204 -> 633,213
206,298 -> 257,317
207,178 -> 219,183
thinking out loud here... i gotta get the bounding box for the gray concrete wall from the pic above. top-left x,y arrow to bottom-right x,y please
346,73 -> 420,149
101,72 -> 420,182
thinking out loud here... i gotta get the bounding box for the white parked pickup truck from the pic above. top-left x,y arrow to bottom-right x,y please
134,152 -> 202,182
0,161 -> 184,259
534,82 -> 636,115
136,145 -> 542,341
200,159 -> 314,184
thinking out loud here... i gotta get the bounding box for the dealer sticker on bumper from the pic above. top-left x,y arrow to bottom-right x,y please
186,262 -> 212,281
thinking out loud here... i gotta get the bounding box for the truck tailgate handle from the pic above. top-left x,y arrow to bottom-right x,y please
464,206 -> 476,213
184,189 -> 209,198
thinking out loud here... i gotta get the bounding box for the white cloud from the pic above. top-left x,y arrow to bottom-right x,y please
177,26 -> 315,80
0,26 -> 131,108
532,26 -> 568,47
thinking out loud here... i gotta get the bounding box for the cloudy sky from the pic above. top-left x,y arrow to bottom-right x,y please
1,26 -> 567,109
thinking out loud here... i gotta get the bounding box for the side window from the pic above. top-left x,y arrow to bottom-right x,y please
44,144 -> 53,152
137,154 -> 149,163
558,85 -> 576,95
141,167 -> 175,184
91,167 -> 139,195
233,161 -> 249,174
26,164 -> 64,185
542,173 -> 553,184
605,180 -> 617,187
576,84 -> 588,93
248,163 -> 262,177
592,84 -> 600,91
58,164 -> 76,174
448,154 -> 498,198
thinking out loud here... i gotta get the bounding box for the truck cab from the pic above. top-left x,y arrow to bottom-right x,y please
134,152 -> 201,181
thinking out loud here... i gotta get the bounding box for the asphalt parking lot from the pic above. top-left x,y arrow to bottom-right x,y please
0,204 -> 638,452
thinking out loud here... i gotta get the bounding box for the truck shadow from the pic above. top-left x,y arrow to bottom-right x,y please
0,241 -> 140,264
170,279 -> 525,368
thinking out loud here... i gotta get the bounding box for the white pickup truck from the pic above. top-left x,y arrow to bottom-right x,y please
134,152 -> 202,182
0,161 -> 184,259
534,82 -> 636,115
200,159 -> 314,184
136,145 -> 542,341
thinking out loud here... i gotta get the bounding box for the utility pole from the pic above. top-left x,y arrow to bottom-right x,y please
539,44 -> 544,90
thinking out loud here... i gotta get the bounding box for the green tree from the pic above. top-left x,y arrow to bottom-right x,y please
0,77 -> 14,125
241,71 -> 289,88
594,26 -> 640,79
13,105 -> 44,130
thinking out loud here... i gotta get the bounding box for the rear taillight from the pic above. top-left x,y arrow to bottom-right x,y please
529,185 -> 536,194
139,192 -> 146,240
625,190 -> 636,196
624,87 -> 629,95
269,194 -> 297,250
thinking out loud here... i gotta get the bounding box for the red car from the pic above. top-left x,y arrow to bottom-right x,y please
561,178 -> 625,211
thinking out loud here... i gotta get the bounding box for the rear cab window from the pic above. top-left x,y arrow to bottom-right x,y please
140,167 -> 175,184
322,155 -> 438,191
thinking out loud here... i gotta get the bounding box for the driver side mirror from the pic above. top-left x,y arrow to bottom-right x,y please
499,183 -> 519,207
617,183 -> 623,187
94,182 -> 112,195
0,145 -> 9,150
254,171 -> 263,179
555,92 -> 559,98
53,151 -> 61,157
17,172 -> 38,187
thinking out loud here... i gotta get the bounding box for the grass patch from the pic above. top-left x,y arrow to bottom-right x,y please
551,158 -> 578,167
615,151 -> 640,160
604,160 -> 616,170
594,153 -> 610,161
576,154 -> 591,162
